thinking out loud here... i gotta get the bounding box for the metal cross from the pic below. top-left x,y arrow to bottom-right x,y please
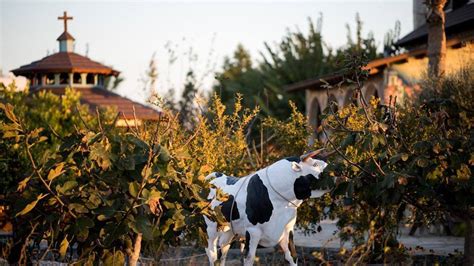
58,11 -> 73,32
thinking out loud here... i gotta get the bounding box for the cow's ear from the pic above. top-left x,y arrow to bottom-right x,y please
291,162 -> 302,172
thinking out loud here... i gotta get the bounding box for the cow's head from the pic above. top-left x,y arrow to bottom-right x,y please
290,149 -> 333,200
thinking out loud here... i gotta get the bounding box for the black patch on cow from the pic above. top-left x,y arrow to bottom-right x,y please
244,231 -> 250,257
215,172 -> 223,177
284,156 -> 301,163
220,195 -> 240,221
245,174 -> 274,225
226,176 -> 239,185
288,231 -> 297,263
293,174 -> 318,200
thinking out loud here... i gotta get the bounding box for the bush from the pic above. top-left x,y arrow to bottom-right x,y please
319,60 -> 473,263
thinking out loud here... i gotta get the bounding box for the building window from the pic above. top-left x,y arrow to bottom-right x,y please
327,94 -> 339,114
73,73 -> 82,84
59,73 -> 70,85
46,74 -> 55,85
344,89 -> 358,106
98,75 -> 104,85
364,84 -> 379,102
86,74 -> 94,84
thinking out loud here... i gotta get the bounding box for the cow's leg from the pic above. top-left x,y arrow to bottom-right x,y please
243,228 -> 261,266
218,229 -> 234,266
205,217 -> 219,265
279,229 -> 297,266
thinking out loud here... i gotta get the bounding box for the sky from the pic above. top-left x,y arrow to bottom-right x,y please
1,0 -> 412,104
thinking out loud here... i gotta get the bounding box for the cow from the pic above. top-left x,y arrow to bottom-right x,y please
204,149 -> 332,266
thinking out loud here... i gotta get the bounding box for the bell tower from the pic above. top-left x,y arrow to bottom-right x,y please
57,11 -> 75,52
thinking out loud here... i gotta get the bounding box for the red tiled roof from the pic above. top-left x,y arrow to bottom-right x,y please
285,38 -> 466,92
41,87 -> 160,121
285,53 -> 412,92
12,52 -> 119,76
57,31 -> 75,41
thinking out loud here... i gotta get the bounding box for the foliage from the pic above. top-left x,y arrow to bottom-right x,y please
0,84 -> 115,195
318,57 -> 473,263
2,60 -> 472,264
0,85 -> 267,263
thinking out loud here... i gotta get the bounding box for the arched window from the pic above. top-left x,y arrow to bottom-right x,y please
344,89 -> 358,106
327,94 -> 339,114
73,73 -> 82,84
59,73 -> 70,85
364,84 -> 379,102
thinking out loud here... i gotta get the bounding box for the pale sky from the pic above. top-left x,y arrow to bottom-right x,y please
1,0 -> 412,104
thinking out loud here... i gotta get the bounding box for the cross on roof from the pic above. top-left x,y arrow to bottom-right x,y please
58,11 -> 73,32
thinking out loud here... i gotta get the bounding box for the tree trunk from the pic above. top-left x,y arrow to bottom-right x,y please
465,219 -> 474,266
426,0 -> 447,78
129,233 -> 142,266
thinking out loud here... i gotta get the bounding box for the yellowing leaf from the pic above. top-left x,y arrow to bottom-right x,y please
457,164 -> 471,181
47,163 -> 65,181
59,236 -> 69,259
401,153 -> 409,161
17,176 -> 31,192
199,165 -> 212,175
16,193 -> 47,217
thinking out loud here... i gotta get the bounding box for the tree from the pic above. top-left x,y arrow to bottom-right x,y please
214,14 -> 381,121
426,0 -> 447,78
213,44 -> 265,116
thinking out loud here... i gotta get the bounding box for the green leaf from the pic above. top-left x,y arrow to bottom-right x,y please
56,181 -> 78,194
340,134 -> 355,149
74,217 -> 94,242
172,210 -> 186,231
158,146 -> 171,162
133,215 -> 153,240
89,142 -> 112,170
16,193 -> 47,217
129,181 -> 140,198
59,236 -> 69,259
69,203 -> 89,214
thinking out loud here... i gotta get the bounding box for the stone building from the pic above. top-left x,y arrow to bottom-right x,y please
286,0 -> 474,140
10,12 -> 160,126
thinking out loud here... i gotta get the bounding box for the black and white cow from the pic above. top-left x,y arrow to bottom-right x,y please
204,149 -> 331,266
